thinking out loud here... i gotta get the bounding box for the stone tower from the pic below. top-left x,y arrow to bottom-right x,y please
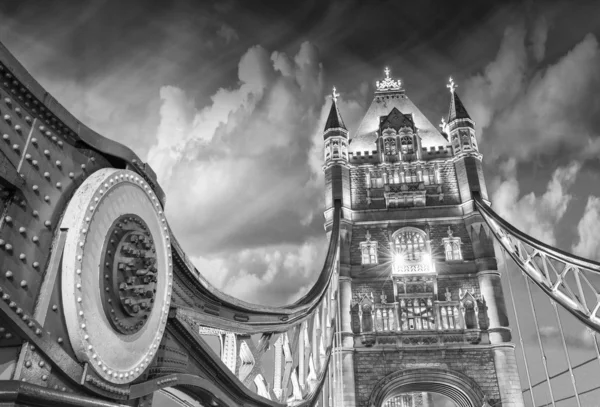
323,70 -> 523,407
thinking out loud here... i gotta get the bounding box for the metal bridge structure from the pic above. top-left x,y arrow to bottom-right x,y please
0,41 -> 599,407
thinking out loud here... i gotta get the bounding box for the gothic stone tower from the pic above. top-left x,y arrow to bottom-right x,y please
323,71 -> 524,407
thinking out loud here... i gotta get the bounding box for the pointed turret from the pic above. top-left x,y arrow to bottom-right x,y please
446,77 -> 488,202
445,77 -> 478,156
324,87 -> 348,139
447,78 -> 471,122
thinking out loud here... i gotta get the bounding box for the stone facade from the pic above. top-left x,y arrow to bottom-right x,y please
323,73 -> 524,407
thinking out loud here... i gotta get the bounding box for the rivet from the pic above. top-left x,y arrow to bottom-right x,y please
35,328 -> 41,336
58,337 -> 63,344
31,159 -> 38,166
41,374 -> 47,381
43,172 -> 50,178
5,333 -> 11,339
76,269 -> 81,274
68,172 -> 74,178
25,153 -> 31,160
33,262 -> 39,268
32,236 -> 39,243
58,141 -> 63,147
20,280 -> 27,288
38,361 -> 45,368
81,164 -> 86,170
44,220 -> 51,228
5,216 -> 12,224
31,138 -> 37,145
18,227 -> 25,234
32,185 -> 38,191
8,302 -> 16,308
14,125 -> 21,132
4,114 -> 11,122
52,304 -> 57,311
2,134 -> 8,140
55,160 -> 61,167
19,253 -> 25,260
32,210 -> 38,217
5,271 -> 12,279
39,125 -> 45,131
11,144 -> 18,151
44,195 -> 50,202
56,182 -> 61,188
43,150 -> 50,156
24,361 -> 31,368
81,323 -> 86,329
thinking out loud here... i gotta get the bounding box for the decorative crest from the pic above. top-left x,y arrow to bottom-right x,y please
380,291 -> 387,304
332,86 -> 339,102
376,67 -> 402,92
365,229 -> 371,241
445,287 -> 452,302
447,77 -> 457,93
447,226 -> 454,238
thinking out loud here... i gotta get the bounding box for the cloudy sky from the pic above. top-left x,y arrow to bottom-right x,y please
1,1 -> 600,403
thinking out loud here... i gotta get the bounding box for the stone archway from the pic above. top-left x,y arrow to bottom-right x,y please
368,368 -> 486,407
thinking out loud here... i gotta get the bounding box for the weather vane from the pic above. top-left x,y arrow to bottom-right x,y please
447,76 -> 457,93
332,86 -> 339,102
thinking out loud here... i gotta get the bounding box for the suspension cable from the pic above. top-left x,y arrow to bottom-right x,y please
525,269 -> 556,407
535,383 -> 600,407
589,327 -> 600,372
501,248 -> 536,407
522,356 -> 597,393
550,299 -> 581,407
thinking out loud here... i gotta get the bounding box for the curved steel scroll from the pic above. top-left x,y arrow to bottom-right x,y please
474,196 -> 600,333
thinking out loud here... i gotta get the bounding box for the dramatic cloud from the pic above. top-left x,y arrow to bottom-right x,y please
492,160 -> 581,245
572,196 -> 600,260
147,42 -> 342,304
463,18 -> 600,162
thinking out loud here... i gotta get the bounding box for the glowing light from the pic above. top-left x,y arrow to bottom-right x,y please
421,252 -> 432,265
394,253 -> 406,270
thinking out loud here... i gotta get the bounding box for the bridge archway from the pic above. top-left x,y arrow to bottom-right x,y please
368,368 -> 486,407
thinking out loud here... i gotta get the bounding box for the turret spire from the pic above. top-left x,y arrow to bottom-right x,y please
323,86 -> 347,137
446,77 -> 471,122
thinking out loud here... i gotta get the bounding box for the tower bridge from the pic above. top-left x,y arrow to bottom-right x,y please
0,39 -> 598,407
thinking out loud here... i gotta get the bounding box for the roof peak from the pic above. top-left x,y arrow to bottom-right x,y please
375,67 -> 404,93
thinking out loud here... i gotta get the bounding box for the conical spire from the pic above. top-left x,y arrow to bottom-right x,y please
324,87 -> 348,139
446,77 -> 471,122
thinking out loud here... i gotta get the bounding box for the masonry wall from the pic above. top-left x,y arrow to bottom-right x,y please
350,160 -> 461,210
350,222 -> 475,267
354,349 -> 501,407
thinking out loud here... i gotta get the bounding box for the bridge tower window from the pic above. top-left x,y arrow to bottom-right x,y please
442,226 -> 462,261
360,230 -> 378,265
392,228 -> 433,274
400,135 -> 414,154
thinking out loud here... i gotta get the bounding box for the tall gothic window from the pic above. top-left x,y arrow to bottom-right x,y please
370,171 -> 383,188
360,230 -> 378,265
383,137 -> 397,156
394,229 -> 426,261
442,227 -> 462,261
422,167 -> 435,185
400,135 -> 414,154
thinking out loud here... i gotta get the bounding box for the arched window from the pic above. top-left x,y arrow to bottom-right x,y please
392,228 -> 432,274
400,135 -> 414,154
394,229 -> 426,261
331,139 -> 340,158
360,230 -> 378,265
383,137 -> 397,156
442,226 -> 462,261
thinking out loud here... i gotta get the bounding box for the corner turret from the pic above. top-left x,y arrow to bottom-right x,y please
324,87 -> 349,165
446,77 -> 488,201
446,77 -> 479,157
